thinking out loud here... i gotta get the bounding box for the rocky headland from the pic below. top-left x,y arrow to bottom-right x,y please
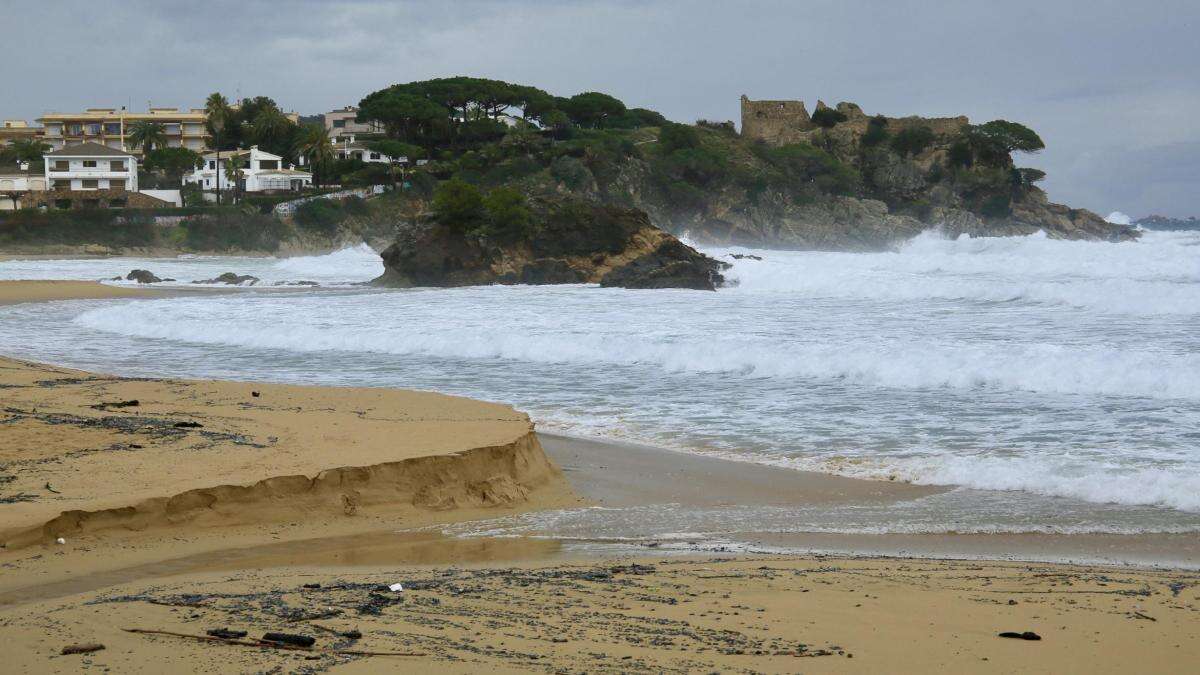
374,197 -> 727,290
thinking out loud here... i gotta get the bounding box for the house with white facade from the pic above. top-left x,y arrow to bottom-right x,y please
332,136 -> 404,165
44,142 -> 138,192
183,146 -> 312,193
0,162 -> 48,211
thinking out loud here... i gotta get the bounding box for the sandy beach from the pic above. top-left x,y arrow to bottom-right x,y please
1,281 -> 1197,673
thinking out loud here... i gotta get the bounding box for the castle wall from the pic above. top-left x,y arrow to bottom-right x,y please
740,95 -> 969,147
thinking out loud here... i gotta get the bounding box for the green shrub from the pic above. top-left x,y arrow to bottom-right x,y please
811,108 -> 848,128
0,210 -> 159,248
550,156 -> 593,189
890,126 -> 935,156
696,119 -> 737,135
655,146 -> 730,187
947,138 -> 973,168
293,199 -> 345,235
755,143 -> 860,196
658,122 -> 701,153
482,155 -> 542,186
861,115 -> 889,147
479,187 -> 532,241
431,178 -> 484,228
182,212 -> 289,251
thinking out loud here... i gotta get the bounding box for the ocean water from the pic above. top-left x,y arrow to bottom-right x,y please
2,230 -> 1199,539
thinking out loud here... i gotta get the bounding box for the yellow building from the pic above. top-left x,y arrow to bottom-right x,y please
37,108 -> 211,155
1,120 -> 41,147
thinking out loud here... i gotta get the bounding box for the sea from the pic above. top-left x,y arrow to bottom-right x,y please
2,229 -> 1199,549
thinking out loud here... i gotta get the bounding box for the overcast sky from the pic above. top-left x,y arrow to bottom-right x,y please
3,0 -> 1197,217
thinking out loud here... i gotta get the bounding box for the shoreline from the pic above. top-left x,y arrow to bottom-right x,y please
1,280 -> 1197,671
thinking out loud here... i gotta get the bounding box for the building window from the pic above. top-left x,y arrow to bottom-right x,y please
110,161 -> 125,171
110,179 -> 125,191
52,161 -> 69,172
83,160 -> 97,168
68,124 -> 83,135
86,124 -> 102,135
208,161 -> 216,170
370,152 -> 380,160
259,159 -> 278,170
81,179 -> 99,189
104,123 -> 121,135
333,119 -> 347,128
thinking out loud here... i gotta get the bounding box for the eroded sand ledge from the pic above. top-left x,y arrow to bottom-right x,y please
0,355 -> 568,549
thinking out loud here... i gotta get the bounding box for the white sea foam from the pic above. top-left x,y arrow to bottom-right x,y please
3,229 -> 1199,524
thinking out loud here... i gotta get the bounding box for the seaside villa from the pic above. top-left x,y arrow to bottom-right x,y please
183,146 -> 312,194
331,135 -> 405,165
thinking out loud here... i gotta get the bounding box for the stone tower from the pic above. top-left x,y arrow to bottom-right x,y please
740,95 -> 816,145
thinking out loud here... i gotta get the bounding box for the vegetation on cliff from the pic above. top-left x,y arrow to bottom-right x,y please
354,77 -> 1134,250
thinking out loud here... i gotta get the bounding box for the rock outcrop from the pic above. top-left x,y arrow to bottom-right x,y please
194,272 -> 261,286
375,199 -> 727,290
124,270 -> 165,284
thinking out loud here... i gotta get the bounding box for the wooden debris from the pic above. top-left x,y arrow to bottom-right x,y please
122,628 -> 424,657
61,643 -> 105,655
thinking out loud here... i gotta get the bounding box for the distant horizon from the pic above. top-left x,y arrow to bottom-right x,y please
3,1 -> 1197,218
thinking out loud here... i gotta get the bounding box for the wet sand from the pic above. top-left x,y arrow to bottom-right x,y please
543,434 -> 1200,568
0,279 -> 153,305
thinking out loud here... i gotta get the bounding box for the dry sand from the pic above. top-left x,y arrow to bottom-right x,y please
1,281 -> 1197,673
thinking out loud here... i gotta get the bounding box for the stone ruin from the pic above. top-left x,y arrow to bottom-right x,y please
739,95 -> 970,147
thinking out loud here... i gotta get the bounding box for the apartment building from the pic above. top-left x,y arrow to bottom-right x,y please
323,106 -> 383,140
44,142 -> 139,191
37,107 -> 210,155
1,120 -> 41,147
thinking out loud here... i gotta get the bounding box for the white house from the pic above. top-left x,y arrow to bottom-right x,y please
333,138 -> 397,165
0,162 -> 48,210
183,145 -> 312,193
43,142 -> 138,192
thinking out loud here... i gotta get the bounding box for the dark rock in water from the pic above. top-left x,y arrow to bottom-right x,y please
729,253 -> 763,261
272,280 -> 319,287
375,198 -> 727,290
125,269 -> 163,284
601,239 -> 728,290
194,272 -> 260,286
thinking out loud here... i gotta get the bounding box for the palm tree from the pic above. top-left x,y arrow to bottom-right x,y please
294,124 -> 333,187
204,91 -> 233,146
223,154 -> 245,204
126,120 -> 167,155
252,106 -> 291,151
3,138 -> 50,164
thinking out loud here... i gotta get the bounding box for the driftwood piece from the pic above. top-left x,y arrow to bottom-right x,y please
61,643 -> 105,655
122,628 -> 424,656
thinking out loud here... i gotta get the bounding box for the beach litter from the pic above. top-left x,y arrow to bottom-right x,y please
122,628 -> 424,657
262,632 -> 316,648
998,631 -> 1042,641
61,643 -> 105,655
206,628 -> 247,639
388,582 -> 404,592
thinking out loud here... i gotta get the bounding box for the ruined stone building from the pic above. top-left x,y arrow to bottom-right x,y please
740,95 -> 969,147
